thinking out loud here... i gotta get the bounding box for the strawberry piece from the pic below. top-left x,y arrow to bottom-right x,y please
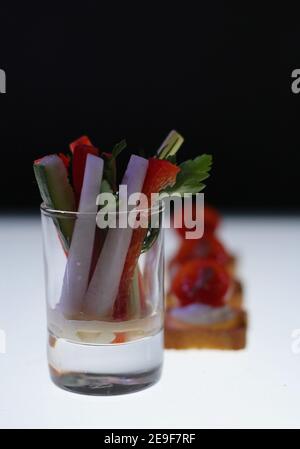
72,143 -> 99,204
171,259 -> 230,308
171,234 -> 230,268
113,158 -> 180,319
141,158 -> 180,197
69,135 -> 93,153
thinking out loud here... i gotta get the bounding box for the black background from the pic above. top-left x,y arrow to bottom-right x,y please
0,4 -> 298,213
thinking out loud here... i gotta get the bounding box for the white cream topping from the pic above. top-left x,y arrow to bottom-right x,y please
169,303 -> 235,325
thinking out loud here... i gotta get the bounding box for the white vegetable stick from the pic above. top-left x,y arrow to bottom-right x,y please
60,154 -> 104,317
83,154 -> 149,318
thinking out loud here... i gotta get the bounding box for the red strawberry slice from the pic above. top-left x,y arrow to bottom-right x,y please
113,158 -> 180,319
71,140 -> 99,205
69,135 -> 93,153
141,158 -> 181,197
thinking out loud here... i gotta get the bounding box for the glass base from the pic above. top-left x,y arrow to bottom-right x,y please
47,329 -> 163,395
49,365 -> 162,395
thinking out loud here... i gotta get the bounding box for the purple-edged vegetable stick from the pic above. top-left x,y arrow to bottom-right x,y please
60,154 -> 104,317
83,154 -> 149,318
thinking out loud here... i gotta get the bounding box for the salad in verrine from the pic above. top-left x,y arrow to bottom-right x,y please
34,131 -> 212,344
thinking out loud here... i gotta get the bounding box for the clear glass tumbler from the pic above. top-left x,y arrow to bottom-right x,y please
41,204 -> 164,395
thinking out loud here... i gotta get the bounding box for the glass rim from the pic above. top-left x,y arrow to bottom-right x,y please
40,202 -> 164,218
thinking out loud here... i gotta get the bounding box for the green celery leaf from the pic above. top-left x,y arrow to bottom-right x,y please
165,154 -> 212,196
112,139 -> 127,159
103,139 -> 127,191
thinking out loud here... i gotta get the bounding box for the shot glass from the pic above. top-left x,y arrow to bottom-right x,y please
41,203 -> 164,395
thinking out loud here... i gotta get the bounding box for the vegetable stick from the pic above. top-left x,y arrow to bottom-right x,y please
60,154 -> 104,318
113,158 -> 180,319
34,155 -> 75,250
83,155 -> 149,318
128,266 -> 141,319
138,268 -> 146,312
157,130 -> 184,160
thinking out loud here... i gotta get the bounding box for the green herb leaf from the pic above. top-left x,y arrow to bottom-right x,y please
103,139 -> 127,191
165,154 -> 212,196
112,139 -> 127,159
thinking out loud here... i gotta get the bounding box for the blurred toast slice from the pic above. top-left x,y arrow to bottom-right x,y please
226,254 -> 237,277
165,308 -> 246,350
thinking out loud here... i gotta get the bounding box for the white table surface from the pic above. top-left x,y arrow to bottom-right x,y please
0,215 -> 300,429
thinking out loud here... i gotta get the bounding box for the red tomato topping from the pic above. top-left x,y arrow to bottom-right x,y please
171,233 -> 230,267
171,259 -> 230,307
175,205 -> 221,238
